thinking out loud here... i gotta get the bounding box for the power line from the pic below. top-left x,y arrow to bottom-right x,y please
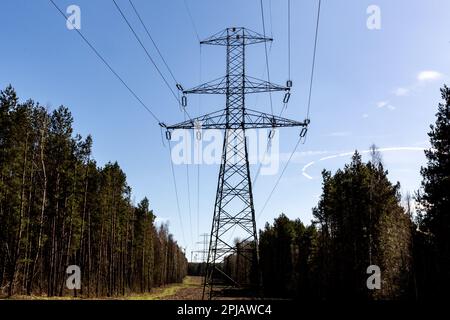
196,136 -> 201,239
252,136 -> 272,185
186,161 -> 193,245
257,136 -> 302,221
254,0 -> 293,186
183,0 -> 201,42
50,0 -> 189,247
288,0 -> 291,80
128,0 -> 178,85
48,0 -> 162,124
196,45 -> 202,240
268,0 -> 274,39
112,0 -> 180,104
260,0 -> 274,117
306,0 -> 322,119
168,140 -> 186,244
183,114 -> 193,246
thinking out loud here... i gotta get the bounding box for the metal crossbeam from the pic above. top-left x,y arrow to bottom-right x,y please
183,76 -> 289,95
164,27 -> 309,299
200,27 -> 272,46
166,108 -> 308,130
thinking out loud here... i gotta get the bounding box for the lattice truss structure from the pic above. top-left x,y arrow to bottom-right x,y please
164,27 -> 309,299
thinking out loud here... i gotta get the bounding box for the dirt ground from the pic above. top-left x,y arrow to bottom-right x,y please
128,276 -> 204,300
2,276 -> 256,300
160,276 -> 204,300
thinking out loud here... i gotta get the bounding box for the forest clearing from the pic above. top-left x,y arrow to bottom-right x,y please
2,276 -> 203,300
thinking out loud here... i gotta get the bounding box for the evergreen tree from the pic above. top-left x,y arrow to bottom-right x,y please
312,151 -> 412,300
0,86 -> 187,297
417,85 -> 450,297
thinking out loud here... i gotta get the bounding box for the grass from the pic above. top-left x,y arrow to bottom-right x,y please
1,276 -> 203,300
126,276 -> 202,300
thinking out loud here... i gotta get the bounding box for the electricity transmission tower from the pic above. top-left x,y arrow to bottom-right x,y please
163,27 -> 309,299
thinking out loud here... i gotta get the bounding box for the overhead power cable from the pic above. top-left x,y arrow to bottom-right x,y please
306,0 -> 322,120
183,0 -> 201,42
128,0 -> 178,85
112,0 -> 180,104
288,0 -> 291,80
257,136 -> 302,221
182,112 -> 194,246
112,0 -> 193,121
259,0 -> 274,117
48,0 -> 161,124
168,140 -> 186,244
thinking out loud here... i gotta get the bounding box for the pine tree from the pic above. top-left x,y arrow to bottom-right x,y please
417,85 -> 450,297
0,86 -> 187,297
313,151 -> 413,300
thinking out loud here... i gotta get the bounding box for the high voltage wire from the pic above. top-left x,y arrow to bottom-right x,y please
185,162 -> 193,245
112,0 -> 194,123
257,136 -> 302,221
128,0 -> 178,85
112,0 -> 180,104
129,0 -> 197,248
180,0 -> 202,247
183,0 -> 201,42
196,45 -> 203,242
196,138 -> 200,240
306,0 -> 322,120
256,1 -> 322,213
122,0 -> 197,247
254,0 -> 292,187
183,113 -> 194,246
288,0 -> 291,80
168,140 -> 186,244
259,0 -> 274,117
48,0 -> 161,124
182,0 -> 202,248
252,137 -> 272,185
49,0 -> 316,247
49,0 -> 188,245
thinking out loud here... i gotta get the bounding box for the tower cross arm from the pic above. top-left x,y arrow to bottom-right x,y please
166,109 -> 227,130
199,27 -> 272,46
164,108 -> 310,131
244,108 -> 310,129
183,76 -> 289,95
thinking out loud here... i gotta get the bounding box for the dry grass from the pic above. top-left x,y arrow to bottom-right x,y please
0,276 -> 204,300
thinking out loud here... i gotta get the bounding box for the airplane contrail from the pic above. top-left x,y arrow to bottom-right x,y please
302,147 -> 427,180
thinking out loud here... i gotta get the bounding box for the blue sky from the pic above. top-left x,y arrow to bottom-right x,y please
1,0 -> 449,260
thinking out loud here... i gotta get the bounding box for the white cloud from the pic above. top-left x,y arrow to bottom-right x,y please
376,70 -> 443,113
417,70 -> 443,82
393,87 -> 410,96
387,104 -> 396,110
376,101 -> 395,110
377,101 -> 389,108
362,113 -> 369,118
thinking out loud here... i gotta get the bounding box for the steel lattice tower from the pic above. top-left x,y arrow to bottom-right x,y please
164,27 -> 309,299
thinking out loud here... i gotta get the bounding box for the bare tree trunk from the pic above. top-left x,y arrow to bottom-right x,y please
9,132 -> 30,296
79,160 -> 89,295
30,124 -> 47,295
23,153 -> 35,294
